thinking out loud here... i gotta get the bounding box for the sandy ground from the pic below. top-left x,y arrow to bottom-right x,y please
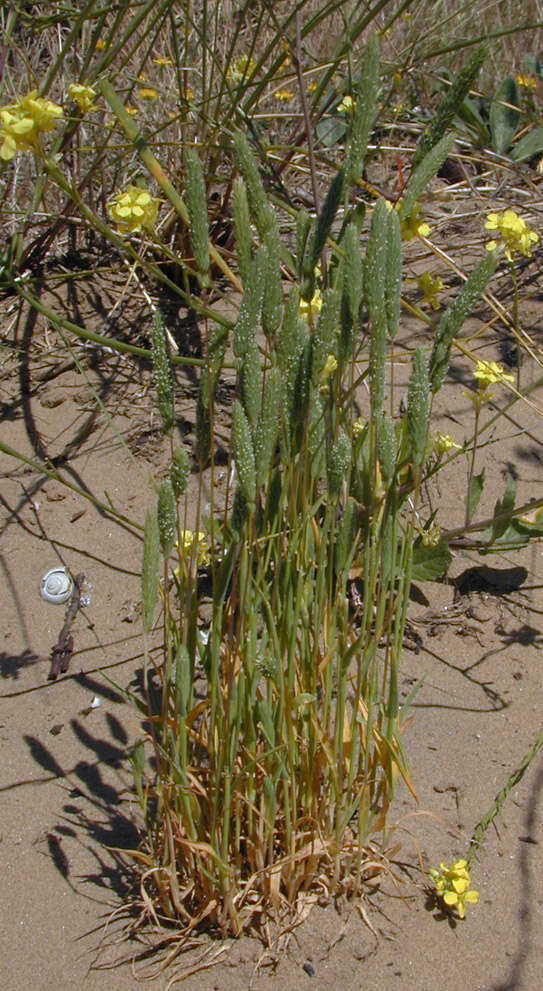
1,241 -> 543,990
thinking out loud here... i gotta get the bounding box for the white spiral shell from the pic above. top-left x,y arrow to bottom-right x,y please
40,567 -> 73,604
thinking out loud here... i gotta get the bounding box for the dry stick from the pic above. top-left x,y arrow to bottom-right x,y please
48,573 -> 85,680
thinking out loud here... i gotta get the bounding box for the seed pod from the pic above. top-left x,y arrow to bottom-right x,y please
142,507 -> 159,633
195,390 -> 211,465
184,147 -> 210,280
365,199 -> 388,418
232,176 -> 253,286
152,309 -> 174,435
343,222 -> 363,328
296,208 -> 312,278
412,43 -> 487,169
200,325 -> 228,408
233,244 -> 266,360
430,251 -> 496,393
346,34 -> 379,185
170,447 -> 190,499
232,399 -> 256,506
233,130 -> 273,238
278,284 -> 302,374
231,485 -> 248,538
384,207 -> 402,339
401,133 -> 454,221
254,366 -> 282,486
327,430 -> 351,497
304,167 -> 345,280
377,412 -> 396,484
262,218 -> 282,338
241,338 -> 262,433
407,347 -> 429,469
308,394 -> 326,479
158,479 -> 176,558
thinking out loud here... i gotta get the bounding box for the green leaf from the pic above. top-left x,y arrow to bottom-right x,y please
141,508 -> 159,633
489,77 -> 520,155
316,115 -> 348,148
490,473 -> 516,542
412,538 -> 452,582
510,125 -> 543,163
466,468 -> 485,521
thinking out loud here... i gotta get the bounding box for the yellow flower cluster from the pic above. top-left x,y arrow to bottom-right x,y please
473,359 -> 514,390
429,860 -> 479,920
299,287 -> 322,320
398,201 -> 431,241
67,83 -> 97,114
516,74 -> 538,90
435,431 -> 461,455
107,183 -> 160,235
138,87 -> 158,102
337,95 -> 354,114
485,209 -> 538,261
179,530 -> 211,568
275,89 -> 294,103
417,271 -> 444,311
0,90 -> 63,161
227,55 -> 256,86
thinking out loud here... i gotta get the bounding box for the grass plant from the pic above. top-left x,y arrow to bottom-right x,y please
2,0 -> 543,959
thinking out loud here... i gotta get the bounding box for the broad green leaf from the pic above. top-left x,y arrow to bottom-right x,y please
412,538 -> 452,581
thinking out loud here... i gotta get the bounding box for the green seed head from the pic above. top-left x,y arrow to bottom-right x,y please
152,309 -> 174,435
170,447 -> 190,499
184,147 -> 210,280
232,399 -> 256,506
232,176 -> 253,287
158,479 -> 176,557
407,347 -> 429,469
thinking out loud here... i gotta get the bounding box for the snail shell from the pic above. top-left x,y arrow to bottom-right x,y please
40,567 -> 73,604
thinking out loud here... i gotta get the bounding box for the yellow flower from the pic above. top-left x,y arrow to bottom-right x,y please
473,359 -> 514,390
421,521 -> 441,547
67,83 -> 97,113
416,271 -> 444,311
337,94 -> 354,114
308,80 -> 318,94
435,431 -> 461,455
275,89 -> 294,103
95,39 -> 106,52
227,55 -> 256,85
153,56 -> 172,68
397,201 -> 431,241
516,74 -> 538,90
321,354 -> 338,380
0,90 -> 63,160
429,860 -> 479,920
299,287 -> 322,320
485,209 -> 538,261
138,87 -> 158,102
353,417 -> 366,438
107,183 -> 160,235
179,530 -> 211,568
124,104 -> 138,116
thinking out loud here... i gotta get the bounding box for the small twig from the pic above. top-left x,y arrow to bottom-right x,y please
48,573 -> 85,680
